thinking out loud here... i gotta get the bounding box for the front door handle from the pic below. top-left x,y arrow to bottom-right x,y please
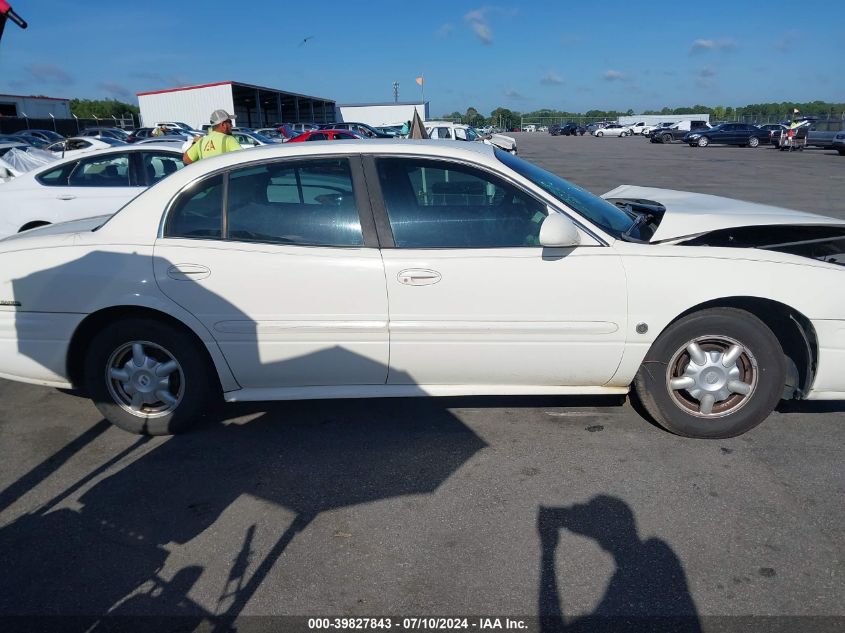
167,264 -> 211,281
398,268 -> 441,286
56,195 -> 76,201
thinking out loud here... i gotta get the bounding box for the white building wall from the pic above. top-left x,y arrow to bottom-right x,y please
138,84 -> 235,129
618,113 -> 710,125
337,103 -> 428,126
0,95 -> 70,118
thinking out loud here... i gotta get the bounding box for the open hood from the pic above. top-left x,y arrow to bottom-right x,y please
602,185 -> 845,243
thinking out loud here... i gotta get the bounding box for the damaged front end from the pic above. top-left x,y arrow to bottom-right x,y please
680,225 -> 845,266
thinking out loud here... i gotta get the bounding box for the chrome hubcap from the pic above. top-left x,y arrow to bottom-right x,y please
106,341 -> 184,418
667,337 -> 757,418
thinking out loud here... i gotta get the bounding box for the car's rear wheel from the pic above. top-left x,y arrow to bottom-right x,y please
633,308 -> 786,438
596,131 -> 604,137
749,137 -> 760,148
84,318 -> 217,435
697,136 -> 709,147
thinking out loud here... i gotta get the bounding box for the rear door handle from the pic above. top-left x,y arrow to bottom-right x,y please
398,268 -> 441,286
167,264 -> 211,280
56,195 -> 76,201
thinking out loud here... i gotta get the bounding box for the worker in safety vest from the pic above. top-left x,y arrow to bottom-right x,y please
183,109 -> 241,164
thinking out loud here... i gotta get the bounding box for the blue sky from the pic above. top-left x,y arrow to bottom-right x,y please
1,0 -> 843,116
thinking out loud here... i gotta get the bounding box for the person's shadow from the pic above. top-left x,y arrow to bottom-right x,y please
537,496 -> 701,633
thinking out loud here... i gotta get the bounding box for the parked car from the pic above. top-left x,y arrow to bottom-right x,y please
2,141 -> 845,440
232,130 -> 281,148
286,123 -> 319,133
833,132 -> 845,156
0,133 -> 50,149
641,122 -> 676,138
156,121 -> 203,136
593,124 -> 633,137
683,123 -> 770,148
255,128 -> 285,140
287,129 -> 365,142
0,141 -> 29,159
650,120 -> 711,143
318,122 -> 394,139
424,121 -> 518,153
0,144 -> 184,239
626,121 -> 651,135
45,136 -> 127,159
21,129 -> 65,144
79,127 -> 131,142
551,123 -> 579,136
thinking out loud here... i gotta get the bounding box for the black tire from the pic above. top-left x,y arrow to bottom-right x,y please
838,149 -> 845,156
697,136 -> 709,147
84,318 -> 218,435
596,131 -> 604,137
661,133 -> 673,143
748,136 -> 760,148
632,308 -> 786,439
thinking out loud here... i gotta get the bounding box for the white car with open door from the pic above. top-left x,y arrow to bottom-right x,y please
1,140 -> 844,439
0,144 -> 184,238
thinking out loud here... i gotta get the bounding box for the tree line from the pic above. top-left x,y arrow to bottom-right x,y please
70,99 -> 140,119
442,101 -> 845,128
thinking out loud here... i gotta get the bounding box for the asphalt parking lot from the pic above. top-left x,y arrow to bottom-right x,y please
1,133 -> 843,632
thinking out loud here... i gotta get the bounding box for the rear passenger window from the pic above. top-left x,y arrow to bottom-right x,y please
226,159 -> 363,246
166,174 -> 223,238
68,154 -> 131,187
36,163 -> 76,186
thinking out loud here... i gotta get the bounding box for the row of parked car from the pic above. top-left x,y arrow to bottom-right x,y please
543,118 -> 845,153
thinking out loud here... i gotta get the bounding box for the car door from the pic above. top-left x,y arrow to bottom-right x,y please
154,156 -> 389,389
368,155 -> 627,387
26,152 -> 142,226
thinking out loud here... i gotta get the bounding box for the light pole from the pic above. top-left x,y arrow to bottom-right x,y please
392,81 -> 399,103
20,110 -> 29,130
49,112 -> 56,132
72,113 -> 79,134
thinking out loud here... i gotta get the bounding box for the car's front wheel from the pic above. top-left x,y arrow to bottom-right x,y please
661,133 -> 673,143
596,131 -> 604,137
84,318 -> 217,435
633,308 -> 786,438
748,137 -> 760,148
697,136 -> 709,147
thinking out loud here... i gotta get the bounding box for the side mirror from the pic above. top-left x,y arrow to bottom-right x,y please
539,213 -> 580,248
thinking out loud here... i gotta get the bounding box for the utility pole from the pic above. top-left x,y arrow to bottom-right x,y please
392,82 -> 399,103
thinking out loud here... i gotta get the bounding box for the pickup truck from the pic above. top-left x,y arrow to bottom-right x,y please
649,120 -> 710,143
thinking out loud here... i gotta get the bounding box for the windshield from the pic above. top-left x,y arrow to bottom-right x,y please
495,149 -> 637,239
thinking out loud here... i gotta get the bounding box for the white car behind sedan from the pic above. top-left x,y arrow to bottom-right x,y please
0,144 -> 184,238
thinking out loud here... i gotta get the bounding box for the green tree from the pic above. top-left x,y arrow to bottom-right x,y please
70,98 -> 139,119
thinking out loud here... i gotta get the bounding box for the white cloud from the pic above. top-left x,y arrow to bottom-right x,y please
540,71 -> 563,86
690,38 -> 736,53
602,70 -> 626,81
436,23 -> 454,38
465,7 -> 493,44
504,89 -> 527,100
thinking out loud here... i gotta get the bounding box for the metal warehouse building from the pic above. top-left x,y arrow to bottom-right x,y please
137,81 -> 336,129
337,102 -> 429,127
0,93 -> 70,118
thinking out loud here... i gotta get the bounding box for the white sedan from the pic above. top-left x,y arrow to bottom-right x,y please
593,124 -> 633,137
1,140 -> 844,439
45,136 -> 126,159
0,144 -> 184,238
